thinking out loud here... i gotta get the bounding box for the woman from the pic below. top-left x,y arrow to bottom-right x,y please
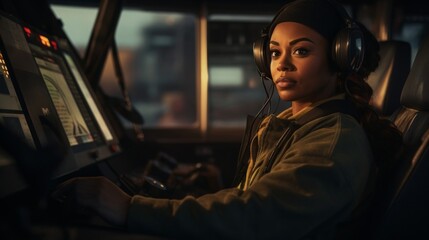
53,0 -> 402,239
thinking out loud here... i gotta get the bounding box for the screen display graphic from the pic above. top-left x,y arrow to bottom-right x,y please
35,57 -> 93,146
62,53 -> 113,142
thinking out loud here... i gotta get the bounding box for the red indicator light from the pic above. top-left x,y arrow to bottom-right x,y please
23,27 -> 31,38
51,40 -> 58,50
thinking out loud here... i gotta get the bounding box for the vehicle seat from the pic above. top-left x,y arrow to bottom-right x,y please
371,34 -> 429,239
367,40 -> 411,117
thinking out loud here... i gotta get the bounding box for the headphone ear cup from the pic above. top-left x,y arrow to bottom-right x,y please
253,31 -> 272,80
332,24 -> 365,73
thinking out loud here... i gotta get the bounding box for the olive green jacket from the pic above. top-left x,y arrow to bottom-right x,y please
127,98 -> 374,239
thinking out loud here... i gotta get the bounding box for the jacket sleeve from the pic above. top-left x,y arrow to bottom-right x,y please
127,116 -> 372,239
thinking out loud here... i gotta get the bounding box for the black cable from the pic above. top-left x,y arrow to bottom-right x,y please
272,92 -> 281,114
233,74 -> 275,187
255,74 -> 275,118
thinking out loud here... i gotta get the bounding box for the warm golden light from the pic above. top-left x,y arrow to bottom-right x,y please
39,35 -> 51,47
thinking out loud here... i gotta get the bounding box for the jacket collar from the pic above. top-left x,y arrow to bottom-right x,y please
277,93 -> 346,121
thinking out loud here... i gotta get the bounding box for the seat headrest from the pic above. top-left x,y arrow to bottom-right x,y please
368,41 -> 411,116
401,34 -> 429,111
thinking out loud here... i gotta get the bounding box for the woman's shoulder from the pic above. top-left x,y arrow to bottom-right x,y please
292,112 -> 371,158
291,112 -> 373,189
296,111 -> 363,136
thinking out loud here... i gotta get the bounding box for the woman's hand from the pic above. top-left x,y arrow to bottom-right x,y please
52,176 -> 131,227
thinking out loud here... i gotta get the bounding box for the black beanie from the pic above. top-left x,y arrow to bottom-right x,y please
269,0 -> 347,44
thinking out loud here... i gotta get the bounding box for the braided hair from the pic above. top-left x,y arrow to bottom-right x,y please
338,22 -> 403,175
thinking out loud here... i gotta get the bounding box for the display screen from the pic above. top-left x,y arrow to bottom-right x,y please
34,54 -> 94,146
23,26 -> 111,148
27,37 -> 96,146
62,52 -> 114,142
0,12 -> 121,198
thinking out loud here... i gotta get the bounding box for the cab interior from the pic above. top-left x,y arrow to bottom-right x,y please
0,0 -> 428,239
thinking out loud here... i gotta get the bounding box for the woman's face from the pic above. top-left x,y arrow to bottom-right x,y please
270,22 -> 337,111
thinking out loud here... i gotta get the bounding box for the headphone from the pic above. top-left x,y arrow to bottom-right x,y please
253,0 -> 365,80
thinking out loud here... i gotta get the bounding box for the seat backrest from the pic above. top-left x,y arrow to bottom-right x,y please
372,34 -> 429,239
367,40 -> 411,117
